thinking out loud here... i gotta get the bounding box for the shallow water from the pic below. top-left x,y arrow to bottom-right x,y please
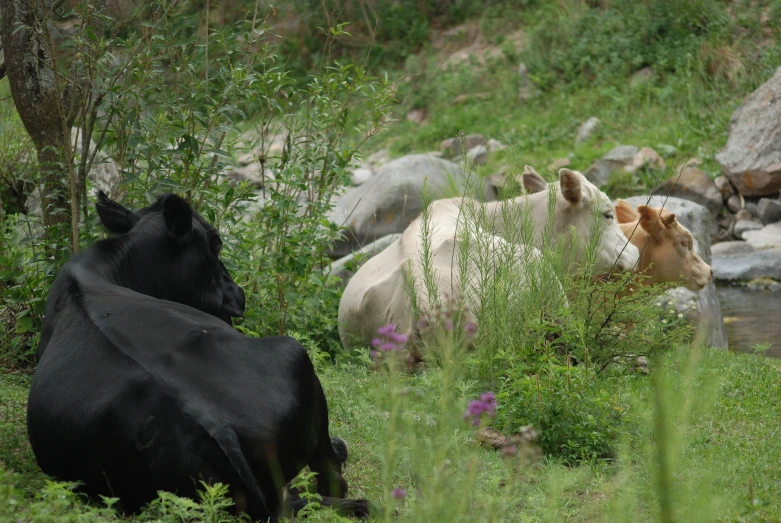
716,286 -> 781,358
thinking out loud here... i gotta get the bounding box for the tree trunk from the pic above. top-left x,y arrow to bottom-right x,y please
0,0 -> 73,244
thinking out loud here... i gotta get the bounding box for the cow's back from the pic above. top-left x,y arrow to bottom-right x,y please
338,238 -> 414,350
28,277 -> 321,509
337,196 -> 561,350
338,198 -> 473,349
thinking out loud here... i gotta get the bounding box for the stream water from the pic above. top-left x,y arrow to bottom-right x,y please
716,286 -> 781,358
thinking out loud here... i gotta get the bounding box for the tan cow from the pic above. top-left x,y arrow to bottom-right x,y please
338,167 -> 640,350
615,200 -> 712,291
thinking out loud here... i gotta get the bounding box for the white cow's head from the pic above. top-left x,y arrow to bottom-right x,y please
523,166 -> 640,274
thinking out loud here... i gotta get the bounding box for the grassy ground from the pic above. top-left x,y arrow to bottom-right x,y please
2,347 -> 780,521
3,2 -> 781,521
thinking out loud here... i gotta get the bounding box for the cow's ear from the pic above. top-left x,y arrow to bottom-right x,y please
162,194 -> 193,243
662,212 -> 677,227
522,165 -> 547,194
96,191 -> 133,234
558,168 -> 582,204
638,205 -> 664,239
615,200 -> 639,223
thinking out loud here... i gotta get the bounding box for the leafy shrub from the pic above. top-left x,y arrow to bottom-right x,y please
495,361 -> 623,463
0,1 -> 394,362
523,0 -> 732,88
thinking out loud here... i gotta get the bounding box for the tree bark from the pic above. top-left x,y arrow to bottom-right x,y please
0,0 -> 74,243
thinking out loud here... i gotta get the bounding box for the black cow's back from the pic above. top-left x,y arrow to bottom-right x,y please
28,272 -> 324,513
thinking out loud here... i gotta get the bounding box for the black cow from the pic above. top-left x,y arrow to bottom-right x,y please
26,192 -> 370,521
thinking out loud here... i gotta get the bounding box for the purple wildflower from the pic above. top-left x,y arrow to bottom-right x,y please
377,324 -> 396,336
468,401 -> 486,416
502,445 -> 518,458
465,321 -> 478,335
389,332 -> 408,344
464,392 -> 499,426
391,488 -> 407,499
370,350 -> 379,359
380,342 -> 397,351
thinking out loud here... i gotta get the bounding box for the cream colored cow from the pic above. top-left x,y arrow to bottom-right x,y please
338,167 -> 640,350
615,200 -> 713,291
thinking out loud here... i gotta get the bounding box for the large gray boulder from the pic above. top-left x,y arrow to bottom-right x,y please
713,248 -> 781,281
621,195 -> 727,349
658,167 -> 722,216
742,221 -> 781,249
715,67 -> 781,197
327,154 -> 473,257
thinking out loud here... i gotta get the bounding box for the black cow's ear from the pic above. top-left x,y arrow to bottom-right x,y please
95,191 -> 133,234
162,194 -> 193,244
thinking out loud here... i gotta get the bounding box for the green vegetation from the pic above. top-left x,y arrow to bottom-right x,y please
3,348 -> 781,520
2,0 -> 781,521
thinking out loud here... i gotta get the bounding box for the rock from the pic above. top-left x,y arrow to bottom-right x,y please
627,146 -> 665,172
743,222 -> 781,248
712,247 -> 781,281
715,67 -> 781,197
486,138 -> 507,152
466,144 -> 488,166
726,194 -> 742,213
226,164 -> 266,188
584,145 -> 639,186
547,158 -> 571,172
757,198 -> 781,225
712,241 -> 756,257
746,277 -> 780,292
714,175 -> 735,201
366,148 -> 391,168
517,63 -> 539,102
406,108 -> 427,125
327,154 -> 468,257
734,220 -> 763,238
441,134 -> 487,159
575,117 -> 601,145
350,167 -> 374,186
328,233 -> 402,282
630,66 -> 654,87
745,201 -> 759,218
658,167 -> 722,216
716,213 -> 736,243
620,195 -> 727,348
735,209 -> 753,221
676,158 -> 702,173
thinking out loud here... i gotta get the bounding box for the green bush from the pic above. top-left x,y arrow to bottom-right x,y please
523,0 -> 732,88
496,362 -> 624,463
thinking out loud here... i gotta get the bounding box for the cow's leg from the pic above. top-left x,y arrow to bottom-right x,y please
283,436 -> 371,519
309,436 -> 349,499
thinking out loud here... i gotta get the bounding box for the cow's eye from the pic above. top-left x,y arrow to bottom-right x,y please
603,212 -> 613,220
681,240 -> 689,248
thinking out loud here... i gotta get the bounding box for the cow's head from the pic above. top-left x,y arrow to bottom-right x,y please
523,167 -> 640,274
615,200 -> 712,291
95,192 -> 246,324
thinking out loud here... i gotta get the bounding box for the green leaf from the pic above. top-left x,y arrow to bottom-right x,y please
15,316 -> 33,334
